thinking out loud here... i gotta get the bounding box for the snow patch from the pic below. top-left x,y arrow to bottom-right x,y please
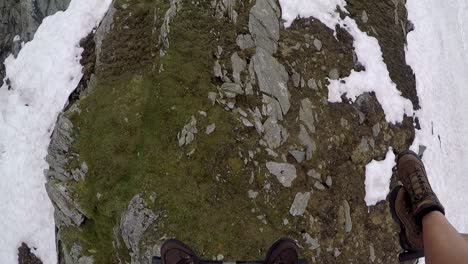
364,148 -> 395,206
406,0 -> 468,233
0,0 -> 112,263
278,0 -> 413,124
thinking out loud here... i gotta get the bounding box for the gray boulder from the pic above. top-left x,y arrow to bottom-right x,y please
263,117 -> 288,149
120,194 -> 158,256
236,34 -> 255,50
248,0 -> 280,54
266,162 -> 297,187
298,125 -> 316,160
45,114 -> 75,181
289,192 -> 311,216
231,52 -> 246,84
214,0 -> 238,23
178,116 -> 198,147
344,200 -> 352,233
45,182 -> 85,226
253,48 -> 290,115
159,0 -> 183,56
299,98 -> 315,133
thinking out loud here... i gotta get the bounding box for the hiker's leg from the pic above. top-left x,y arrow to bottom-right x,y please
462,234 -> 468,243
422,211 -> 468,264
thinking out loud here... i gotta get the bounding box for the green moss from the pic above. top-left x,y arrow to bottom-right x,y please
62,0 -> 291,262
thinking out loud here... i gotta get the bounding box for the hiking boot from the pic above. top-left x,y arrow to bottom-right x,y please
161,239 -> 200,264
264,238 -> 298,264
397,150 -> 445,224
389,185 -> 423,252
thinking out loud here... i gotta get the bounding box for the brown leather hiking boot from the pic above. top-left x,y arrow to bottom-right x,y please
389,185 -> 424,252
161,239 -> 200,264
397,150 -> 445,224
264,238 -> 298,264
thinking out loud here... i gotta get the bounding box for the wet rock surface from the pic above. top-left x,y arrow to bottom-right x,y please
43,0 -> 417,263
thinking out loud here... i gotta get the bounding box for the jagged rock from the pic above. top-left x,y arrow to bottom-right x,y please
266,162 -> 297,187
94,3 -> 115,68
289,150 -> 305,163
325,176 -> 333,187
360,138 -> 370,153
313,38 -> 322,51
120,194 -> 158,257
263,117 -> 287,149
71,161 -> 88,182
248,190 -> 258,199
369,243 -> 376,262
372,123 -> 381,137
328,68 -> 339,80
248,0 -> 280,54
245,82 -> 254,95
358,111 -> 366,124
253,48 -> 290,115
236,34 -> 255,50
344,200 -> 352,233
208,92 -> 217,105
314,181 -> 326,191
214,0 -> 238,23
303,233 -> 319,250
265,148 -> 278,157
159,0 -> 183,56
289,192 -> 311,216
298,125 -> 316,160
362,10 -> 369,23
45,182 -> 85,226
299,98 -> 315,133
418,144 -> 427,157
221,82 -> 243,95
213,60 -> 223,79
300,77 -> 306,88
307,78 -> 318,90
215,45 -> 223,58
178,116 -> 198,147
307,169 -> 321,180
231,52 -> 246,84
241,117 -> 254,127
62,243 -> 94,264
206,123 -> 216,135
262,94 -> 283,121
291,71 -> 300,88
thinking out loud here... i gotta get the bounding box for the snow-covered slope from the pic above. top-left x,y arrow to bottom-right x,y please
0,0 -> 111,263
407,0 -> 468,233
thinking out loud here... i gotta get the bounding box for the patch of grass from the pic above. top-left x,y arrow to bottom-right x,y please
63,0 -> 291,262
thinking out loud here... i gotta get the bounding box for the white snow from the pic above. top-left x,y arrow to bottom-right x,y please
406,0 -> 468,233
0,0 -> 111,263
364,148 -> 395,206
279,0 -> 413,124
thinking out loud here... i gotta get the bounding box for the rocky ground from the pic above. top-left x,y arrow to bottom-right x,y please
7,0 -> 420,263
